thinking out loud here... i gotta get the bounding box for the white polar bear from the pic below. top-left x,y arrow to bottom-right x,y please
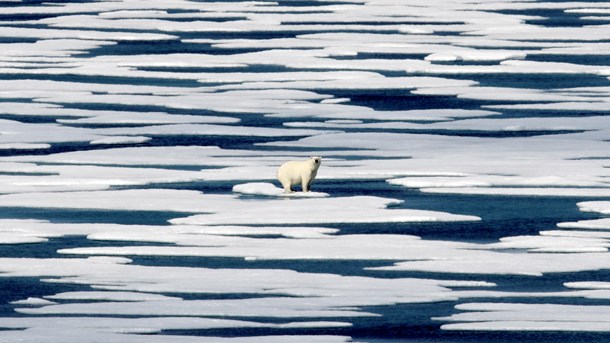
277,156 -> 322,193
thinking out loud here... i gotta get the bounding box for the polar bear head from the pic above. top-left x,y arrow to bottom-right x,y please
310,156 -> 322,166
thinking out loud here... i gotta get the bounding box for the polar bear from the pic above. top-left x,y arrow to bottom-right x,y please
277,156 -> 322,193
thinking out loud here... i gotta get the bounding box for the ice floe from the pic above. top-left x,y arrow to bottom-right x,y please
558,218 -> 610,230
0,119 -> 103,145
0,188 -> 479,224
484,235 -> 609,253
59,233 -> 476,261
369,251 -> 610,276
264,132 -> 610,197
578,201 -> 610,215
169,195 -> 480,225
0,256 -> 488,319
232,182 -> 329,197
439,303 -> 610,332
10,298 -> 56,306
0,143 -> 50,150
0,219 -> 339,245
90,136 -> 152,145
565,282 -> 610,290
419,188 -> 610,198
45,291 -> 180,302
95,124 -> 336,138
0,164 -> 209,193
0,26 -> 177,41
0,317 -> 354,343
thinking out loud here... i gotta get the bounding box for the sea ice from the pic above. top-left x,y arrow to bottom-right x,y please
0,188 -> 479,225
0,164 -> 209,194
232,182 -> 329,197
0,143 -> 51,150
169,195 -> 480,225
10,298 -> 56,306
0,220 -> 340,245
438,302 -> 610,332
484,235 -> 609,253
90,136 -> 152,145
578,201 -> 610,214
0,317 -> 353,343
369,251 -> 610,276
558,218 -> 610,230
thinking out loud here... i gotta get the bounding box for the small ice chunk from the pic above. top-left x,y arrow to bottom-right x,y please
578,201 -> 610,214
46,291 -> 180,302
321,98 -> 350,104
399,27 -> 433,34
325,120 -> 363,124
0,143 -> 50,150
557,218 -> 610,230
564,282 -> 610,290
232,182 -> 329,197
90,136 -> 152,145
10,297 -> 57,306
439,302 -> 610,332
425,53 -> 460,62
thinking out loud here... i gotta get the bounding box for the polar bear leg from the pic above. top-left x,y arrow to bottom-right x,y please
281,179 -> 294,193
301,175 -> 311,192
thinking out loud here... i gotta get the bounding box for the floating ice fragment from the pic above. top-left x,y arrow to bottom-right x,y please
399,27 -> 433,34
0,26 -> 177,41
370,250 -> 610,276
389,177 -> 491,189
0,232 -> 48,244
0,143 -> 50,150
439,302 -> 610,332
10,297 -> 56,306
0,316 -> 354,342
420,188 -> 610,197
232,182 -> 329,197
320,98 -> 350,104
564,282 -> 610,290
484,235 -> 609,253
90,136 -> 151,145
485,101 -> 610,112
15,297 -> 375,318
96,124 -> 336,138
425,53 -> 460,62
45,291 -> 180,302
169,195 -> 479,225
558,218 -> 610,230
325,120 -> 362,124
578,201 -> 610,214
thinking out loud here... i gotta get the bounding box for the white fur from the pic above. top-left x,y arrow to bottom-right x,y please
277,156 -> 322,193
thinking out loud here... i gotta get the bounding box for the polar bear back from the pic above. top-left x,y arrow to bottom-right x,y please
277,160 -> 318,184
